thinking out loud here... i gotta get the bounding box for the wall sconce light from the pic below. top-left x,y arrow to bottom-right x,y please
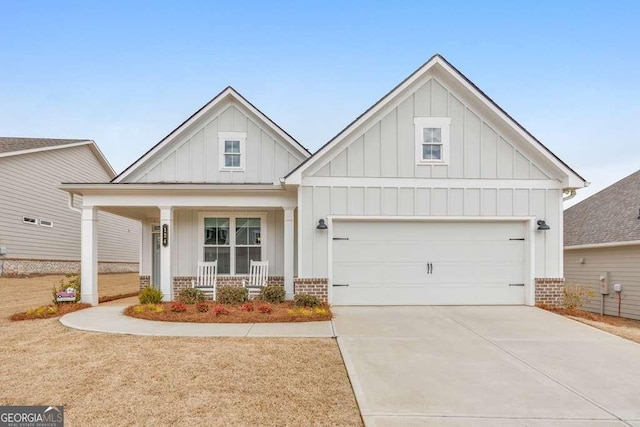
537,220 -> 550,231
316,219 -> 328,230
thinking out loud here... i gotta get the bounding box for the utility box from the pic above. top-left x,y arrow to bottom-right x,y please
598,273 -> 609,295
613,283 -> 622,293
0,247 -> 6,255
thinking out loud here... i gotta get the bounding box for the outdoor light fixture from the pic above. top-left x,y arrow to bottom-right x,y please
537,220 -> 550,231
316,219 -> 328,230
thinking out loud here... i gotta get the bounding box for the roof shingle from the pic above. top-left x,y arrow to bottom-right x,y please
564,170 -> 640,246
0,137 -> 89,154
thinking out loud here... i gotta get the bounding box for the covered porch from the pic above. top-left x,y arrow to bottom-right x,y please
62,183 -> 298,305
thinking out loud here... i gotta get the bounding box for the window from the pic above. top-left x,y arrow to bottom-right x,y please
218,132 -> 246,171
414,117 -> 451,165
202,214 -> 264,275
39,219 -> 53,227
22,217 -> 37,225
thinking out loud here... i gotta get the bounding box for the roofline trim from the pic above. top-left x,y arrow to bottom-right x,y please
112,86 -> 310,183
564,240 -> 640,250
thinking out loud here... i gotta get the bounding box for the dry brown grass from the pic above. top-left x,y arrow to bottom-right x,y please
126,302 -> 332,323
0,274 -> 362,425
0,273 -> 138,323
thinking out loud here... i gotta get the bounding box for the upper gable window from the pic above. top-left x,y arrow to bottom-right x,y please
414,117 -> 451,165
218,132 -> 246,171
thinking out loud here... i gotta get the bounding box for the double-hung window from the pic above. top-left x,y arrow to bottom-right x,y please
218,132 -> 246,171
202,214 -> 264,275
414,117 -> 451,165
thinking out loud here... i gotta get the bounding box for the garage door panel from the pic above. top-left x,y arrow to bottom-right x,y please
331,220 -> 527,305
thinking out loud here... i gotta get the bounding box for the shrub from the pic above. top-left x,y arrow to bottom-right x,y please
133,305 -> 145,314
178,288 -> 205,305
257,304 -> 272,314
217,286 -> 248,304
139,286 -> 164,304
196,302 -> 209,313
213,305 -> 229,316
52,274 -> 81,304
239,303 -> 254,312
259,285 -> 286,304
171,302 -> 187,313
294,293 -> 320,307
563,284 -> 595,310
313,307 -> 328,315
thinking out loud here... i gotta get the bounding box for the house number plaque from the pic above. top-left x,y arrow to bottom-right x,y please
162,224 -> 169,247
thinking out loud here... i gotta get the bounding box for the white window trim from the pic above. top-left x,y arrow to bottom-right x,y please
218,131 -> 247,171
39,219 -> 53,227
22,216 -> 37,225
197,211 -> 267,275
414,117 -> 451,165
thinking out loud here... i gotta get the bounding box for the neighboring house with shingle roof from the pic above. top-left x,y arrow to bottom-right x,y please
0,137 -> 140,276
564,170 -> 640,320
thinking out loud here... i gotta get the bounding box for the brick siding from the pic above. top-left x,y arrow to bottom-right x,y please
535,277 -> 565,307
294,278 -> 328,303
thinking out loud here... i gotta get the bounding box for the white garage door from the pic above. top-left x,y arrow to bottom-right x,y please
331,221 -> 527,305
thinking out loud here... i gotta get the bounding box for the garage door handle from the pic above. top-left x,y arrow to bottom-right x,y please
509,283 -> 525,287
426,263 -> 433,274
333,284 -> 349,287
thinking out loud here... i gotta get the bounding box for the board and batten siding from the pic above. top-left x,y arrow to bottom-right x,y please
165,208 -> 288,277
126,103 -> 305,184
311,78 -> 552,180
0,145 -> 140,263
299,185 -> 562,278
564,245 -> 640,320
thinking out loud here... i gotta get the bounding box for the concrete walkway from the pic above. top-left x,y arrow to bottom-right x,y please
59,298 -> 334,337
332,306 -> 640,426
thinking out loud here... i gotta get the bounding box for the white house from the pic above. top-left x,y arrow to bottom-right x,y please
61,55 -> 586,306
0,137 -> 140,276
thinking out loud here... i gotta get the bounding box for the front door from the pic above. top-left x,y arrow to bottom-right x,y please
152,226 -> 161,289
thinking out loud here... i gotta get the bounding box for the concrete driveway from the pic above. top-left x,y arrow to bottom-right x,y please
332,306 -> 640,426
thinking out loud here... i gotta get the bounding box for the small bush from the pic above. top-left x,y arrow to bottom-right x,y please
564,284 -> 595,310
178,288 -> 205,305
171,302 -> 187,313
287,307 -> 312,316
239,303 -> 254,312
257,304 -> 272,314
294,293 -> 320,307
213,305 -> 230,316
196,302 -> 209,313
217,286 -> 248,304
133,305 -> 145,314
139,287 -> 164,304
259,285 -> 286,304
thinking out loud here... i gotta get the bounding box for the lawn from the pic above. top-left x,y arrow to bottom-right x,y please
0,275 -> 363,425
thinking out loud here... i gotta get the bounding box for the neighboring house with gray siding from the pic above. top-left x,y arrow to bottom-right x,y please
0,138 -> 140,276
564,170 -> 640,320
61,54 -> 586,306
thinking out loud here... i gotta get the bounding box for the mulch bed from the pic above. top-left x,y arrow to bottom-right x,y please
10,303 -> 92,321
125,301 -> 332,323
538,304 -> 640,328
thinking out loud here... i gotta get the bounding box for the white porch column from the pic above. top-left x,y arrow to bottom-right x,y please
81,206 -> 98,306
159,207 -> 174,302
283,207 -> 295,299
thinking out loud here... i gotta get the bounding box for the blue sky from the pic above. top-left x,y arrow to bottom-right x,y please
1,1 -> 638,206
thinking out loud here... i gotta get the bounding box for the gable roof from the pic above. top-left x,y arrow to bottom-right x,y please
0,137 -> 116,178
564,170 -> 640,247
285,54 -> 587,188
113,86 -> 311,183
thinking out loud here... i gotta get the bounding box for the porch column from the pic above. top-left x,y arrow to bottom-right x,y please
81,206 -> 98,305
159,206 -> 174,302
283,207 -> 295,299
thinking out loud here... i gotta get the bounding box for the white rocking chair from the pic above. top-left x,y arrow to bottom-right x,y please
244,260 -> 269,299
191,261 -> 218,300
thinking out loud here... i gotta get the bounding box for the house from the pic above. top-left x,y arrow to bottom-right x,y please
564,170 -> 640,320
61,54 -> 586,306
0,137 -> 140,276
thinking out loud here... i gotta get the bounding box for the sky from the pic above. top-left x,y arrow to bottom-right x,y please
0,1 -> 638,208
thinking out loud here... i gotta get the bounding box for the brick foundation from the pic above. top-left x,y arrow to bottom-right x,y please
535,277 -> 565,307
294,278 -> 328,303
139,275 -> 150,290
0,258 -> 139,276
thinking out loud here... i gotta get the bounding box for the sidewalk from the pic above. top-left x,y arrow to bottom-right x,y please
59,298 -> 334,337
